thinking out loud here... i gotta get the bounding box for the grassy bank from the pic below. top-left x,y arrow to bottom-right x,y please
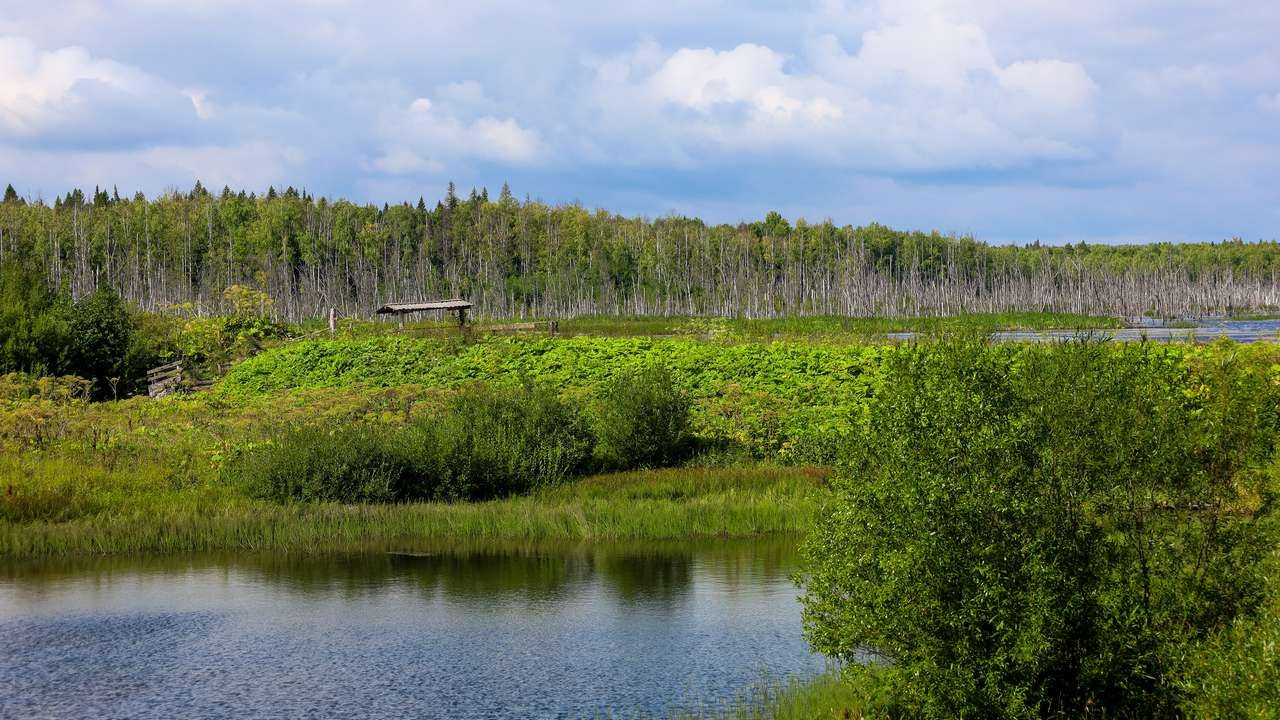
0,466 -> 827,559
672,672 -> 865,719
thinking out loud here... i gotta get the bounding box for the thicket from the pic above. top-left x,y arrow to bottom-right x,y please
228,375 -> 687,504
592,365 -> 695,470
3,182 -> 1279,321
800,340 -> 1280,717
0,261 -> 159,398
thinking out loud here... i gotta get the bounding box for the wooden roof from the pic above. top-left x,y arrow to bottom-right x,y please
375,299 -> 472,314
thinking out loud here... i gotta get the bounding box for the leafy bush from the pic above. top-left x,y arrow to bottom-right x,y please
800,340 -> 1278,718
67,285 -> 163,397
397,382 -> 594,499
592,365 -> 693,470
231,426 -> 404,503
1178,543 -> 1280,717
0,261 -> 71,376
231,382 -> 595,503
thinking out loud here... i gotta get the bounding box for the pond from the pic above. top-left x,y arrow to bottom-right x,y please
887,318 -> 1280,343
0,539 -> 823,719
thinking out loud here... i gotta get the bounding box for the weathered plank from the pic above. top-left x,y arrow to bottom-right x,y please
374,299 -> 472,314
147,360 -> 182,376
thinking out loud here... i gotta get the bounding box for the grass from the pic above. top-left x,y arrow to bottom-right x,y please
0,465 -> 828,559
671,672 -> 867,719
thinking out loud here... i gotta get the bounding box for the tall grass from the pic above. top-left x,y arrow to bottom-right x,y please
670,672 -> 867,720
0,466 -> 827,559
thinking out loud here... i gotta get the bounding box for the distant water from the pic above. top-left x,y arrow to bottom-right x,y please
888,318 -> 1280,343
0,540 -> 823,719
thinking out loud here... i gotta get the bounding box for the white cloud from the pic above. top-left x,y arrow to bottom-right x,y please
0,35 -> 202,147
584,13 -> 1097,171
370,94 -> 543,175
0,36 -> 142,133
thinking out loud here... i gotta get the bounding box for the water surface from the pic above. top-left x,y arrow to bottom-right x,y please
0,539 -> 820,719
887,318 -> 1280,343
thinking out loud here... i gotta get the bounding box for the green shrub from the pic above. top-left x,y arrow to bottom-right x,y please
1178,543 -> 1280,717
0,261 -> 71,377
593,364 -> 694,470
399,382 -> 595,499
67,287 -> 134,398
800,340 -> 1278,718
231,382 -> 594,503
231,426 -> 403,503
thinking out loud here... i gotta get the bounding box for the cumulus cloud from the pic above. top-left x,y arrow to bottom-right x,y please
369,93 -> 543,175
0,35 -> 202,148
582,12 -> 1097,171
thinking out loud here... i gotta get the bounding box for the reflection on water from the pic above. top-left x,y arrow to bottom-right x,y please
0,538 -> 819,719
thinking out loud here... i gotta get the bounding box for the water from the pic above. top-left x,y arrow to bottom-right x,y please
887,318 -> 1280,343
0,540 -> 822,719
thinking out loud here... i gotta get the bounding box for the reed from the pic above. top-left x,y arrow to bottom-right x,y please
670,672 -> 866,719
0,465 -> 827,559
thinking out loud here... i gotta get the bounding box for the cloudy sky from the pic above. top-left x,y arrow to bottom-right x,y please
1,0 -> 1277,244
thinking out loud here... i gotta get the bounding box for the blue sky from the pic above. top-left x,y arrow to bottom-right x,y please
1,0 -> 1277,244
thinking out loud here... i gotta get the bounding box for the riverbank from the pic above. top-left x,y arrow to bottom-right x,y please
0,466 -> 827,559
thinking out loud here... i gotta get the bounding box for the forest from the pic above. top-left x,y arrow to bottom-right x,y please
2,182 -> 1279,322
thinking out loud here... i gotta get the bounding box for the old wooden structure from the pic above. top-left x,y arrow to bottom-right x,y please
374,299 -> 472,328
147,361 -> 184,398
147,361 -> 216,398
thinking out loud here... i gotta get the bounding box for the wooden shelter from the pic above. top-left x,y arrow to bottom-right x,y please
375,299 -> 472,327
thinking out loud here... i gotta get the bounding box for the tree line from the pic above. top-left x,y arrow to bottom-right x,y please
2,182 -> 1278,321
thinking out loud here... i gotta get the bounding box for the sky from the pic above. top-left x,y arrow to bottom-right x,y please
0,0 -> 1277,245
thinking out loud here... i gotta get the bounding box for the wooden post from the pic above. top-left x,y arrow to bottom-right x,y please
328,307 -> 336,336
457,307 -> 467,328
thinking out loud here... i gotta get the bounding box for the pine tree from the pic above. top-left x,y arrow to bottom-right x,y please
2,184 -> 19,204
445,181 -> 458,211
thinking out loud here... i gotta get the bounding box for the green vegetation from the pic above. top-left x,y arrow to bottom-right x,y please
673,672 -> 865,719
6,310 -> 1280,716
219,335 -> 887,462
1,465 -> 826,558
801,340 -> 1280,717
232,382 -> 597,503
4,183 -> 1279,320
0,263 -> 160,398
592,365 -> 695,469
551,312 -> 1125,339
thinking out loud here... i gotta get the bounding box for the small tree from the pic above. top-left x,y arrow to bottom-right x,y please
68,287 -> 133,398
593,364 -> 693,470
800,341 -> 1277,717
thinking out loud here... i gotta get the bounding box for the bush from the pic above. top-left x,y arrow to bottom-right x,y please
593,364 -> 693,470
231,382 -> 595,503
399,382 -> 594,500
231,426 -> 404,503
1179,543 -> 1280,717
0,261 -> 71,376
800,340 -> 1278,718
67,287 -> 134,398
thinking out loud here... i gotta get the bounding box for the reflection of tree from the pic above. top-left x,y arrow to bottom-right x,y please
4,538 -> 801,611
398,551 -> 584,603
691,539 -> 799,595
593,550 -> 693,609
